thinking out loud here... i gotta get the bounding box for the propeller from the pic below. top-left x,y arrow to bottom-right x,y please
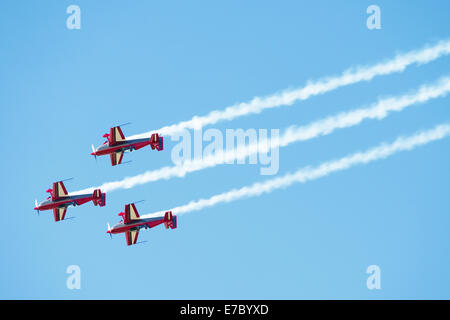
91,144 -> 97,160
107,222 -> 112,239
34,199 -> 40,216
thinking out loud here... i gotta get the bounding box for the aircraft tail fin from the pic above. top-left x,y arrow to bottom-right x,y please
92,189 -> 106,207
164,211 -> 177,229
150,133 -> 164,151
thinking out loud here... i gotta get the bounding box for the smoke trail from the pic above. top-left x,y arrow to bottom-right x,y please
128,39 -> 450,139
72,77 -> 450,195
141,123 -> 450,218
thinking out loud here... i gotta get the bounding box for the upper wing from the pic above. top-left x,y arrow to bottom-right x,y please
109,151 -> 124,166
53,207 -> 67,222
109,126 -> 126,145
123,203 -> 140,224
125,229 -> 139,246
52,181 -> 69,199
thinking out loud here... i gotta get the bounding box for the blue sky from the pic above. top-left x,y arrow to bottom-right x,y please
1,1 -> 450,299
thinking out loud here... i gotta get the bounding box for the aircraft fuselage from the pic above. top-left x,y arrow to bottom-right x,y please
35,193 -> 94,211
109,216 -> 167,234
93,138 -> 151,156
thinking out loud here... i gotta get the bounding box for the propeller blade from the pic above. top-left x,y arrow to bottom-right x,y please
91,144 -> 97,160
34,199 -> 40,215
107,223 -> 112,239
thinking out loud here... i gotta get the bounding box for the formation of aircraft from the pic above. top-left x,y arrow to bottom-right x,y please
34,180 -> 105,222
107,203 -> 177,246
33,123 -> 176,246
91,125 -> 163,166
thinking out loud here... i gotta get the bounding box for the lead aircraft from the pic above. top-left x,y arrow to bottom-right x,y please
91,125 -> 163,166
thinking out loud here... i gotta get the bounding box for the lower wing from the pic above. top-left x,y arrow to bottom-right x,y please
110,151 -> 124,166
125,229 -> 139,246
53,207 -> 67,222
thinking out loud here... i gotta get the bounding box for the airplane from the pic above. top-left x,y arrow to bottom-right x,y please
34,180 -> 106,222
91,124 -> 163,166
107,203 -> 177,246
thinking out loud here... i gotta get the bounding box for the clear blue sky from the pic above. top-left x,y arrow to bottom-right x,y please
1,1 -> 449,299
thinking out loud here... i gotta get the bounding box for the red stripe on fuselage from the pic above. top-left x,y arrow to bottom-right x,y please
94,140 -> 151,156
110,218 -> 165,234
37,195 -> 93,211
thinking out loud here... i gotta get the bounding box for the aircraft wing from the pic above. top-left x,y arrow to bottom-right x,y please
110,151 -> 124,166
123,203 -> 140,224
125,229 -> 139,246
109,126 -> 126,145
52,181 -> 69,200
53,207 -> 67,222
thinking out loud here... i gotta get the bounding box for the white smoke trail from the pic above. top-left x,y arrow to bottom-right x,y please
73,77 -> 450,195
128,39 -> 450,139
141,123 -> 450,218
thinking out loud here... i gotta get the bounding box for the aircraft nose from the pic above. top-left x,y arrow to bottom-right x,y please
91,144 -> 98,156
